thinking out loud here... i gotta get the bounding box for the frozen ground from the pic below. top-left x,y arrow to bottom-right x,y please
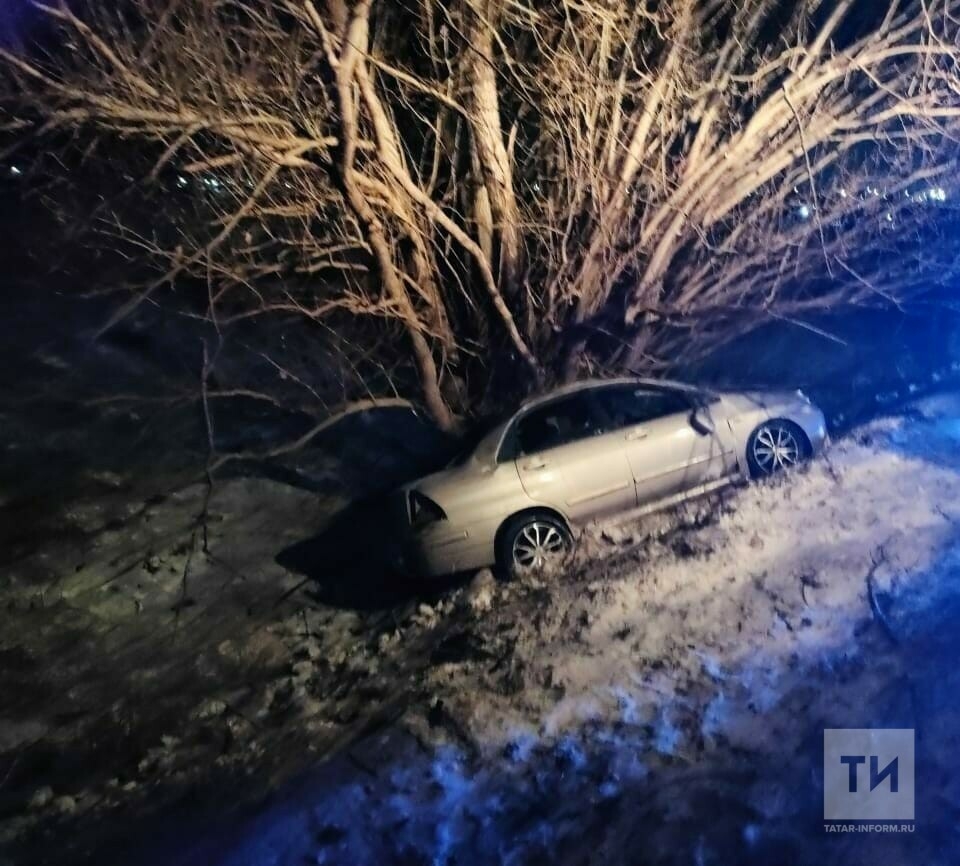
5,396 -> 960,864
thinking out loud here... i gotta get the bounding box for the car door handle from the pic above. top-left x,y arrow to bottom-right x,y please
625,429 -> 648,442
522,459 -> 549,471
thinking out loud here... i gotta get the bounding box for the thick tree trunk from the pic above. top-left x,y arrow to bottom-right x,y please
331,0 -> 457,432
466,8 -> 522,304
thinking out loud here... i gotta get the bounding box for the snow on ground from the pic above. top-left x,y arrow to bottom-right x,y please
455,406 -> 960,750
6,396 -> 960,866
196,395 -> 960,866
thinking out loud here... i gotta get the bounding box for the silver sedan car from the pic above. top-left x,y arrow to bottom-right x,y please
398,378 -> 827,578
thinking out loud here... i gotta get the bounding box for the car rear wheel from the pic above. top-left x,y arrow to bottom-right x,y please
497,512 -> 573,579
747,419 -> 810,478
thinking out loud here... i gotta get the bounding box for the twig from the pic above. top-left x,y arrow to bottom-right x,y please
783,85 -> 834,279
0,754 -> 21,791
934,505 -> 959,527
865,545 -> 899,646
272,575 -> 313,610
199,339 -> 217,554
175,529 -> 197,620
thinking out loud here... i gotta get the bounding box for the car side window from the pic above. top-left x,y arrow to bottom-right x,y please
593,386 -> 690,432
514,395 -> 597,456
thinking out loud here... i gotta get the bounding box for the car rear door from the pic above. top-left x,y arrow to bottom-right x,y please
510,393 -> 636,522
592,386 -> 730,504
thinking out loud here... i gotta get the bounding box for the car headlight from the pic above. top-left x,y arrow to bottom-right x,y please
408,491 -> 447,528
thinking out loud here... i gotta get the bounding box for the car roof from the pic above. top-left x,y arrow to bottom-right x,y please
517,376 -> 700,411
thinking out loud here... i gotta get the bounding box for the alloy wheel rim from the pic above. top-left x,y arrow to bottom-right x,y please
753,424 -> 801,474
512,521 -> 567,570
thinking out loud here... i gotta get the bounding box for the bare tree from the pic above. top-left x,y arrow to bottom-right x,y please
4,0 -> 960,438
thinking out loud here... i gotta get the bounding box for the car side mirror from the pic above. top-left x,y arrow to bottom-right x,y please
690,408 -> 715,436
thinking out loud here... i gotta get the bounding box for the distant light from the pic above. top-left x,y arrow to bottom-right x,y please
886,213 -> 893,222
9,165 -> 21,177
839,189 -> 847,199
798,204 -> 810,219
930,187 -> 947,202
176,175 -> 188,188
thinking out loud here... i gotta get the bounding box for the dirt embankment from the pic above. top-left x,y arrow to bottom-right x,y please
5,398 -> 960,865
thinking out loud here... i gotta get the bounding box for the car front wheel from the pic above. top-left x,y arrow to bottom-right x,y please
746,419 -> 810,478
497,512 -> 573,579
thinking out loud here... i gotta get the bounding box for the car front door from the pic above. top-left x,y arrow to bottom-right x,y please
509,394 -> 636,522
592,386 -> 731,505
